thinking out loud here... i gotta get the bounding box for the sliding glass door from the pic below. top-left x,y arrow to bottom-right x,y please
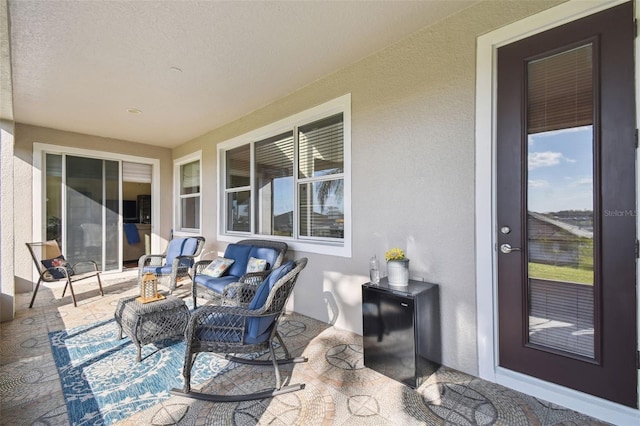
45,154 -> 120,272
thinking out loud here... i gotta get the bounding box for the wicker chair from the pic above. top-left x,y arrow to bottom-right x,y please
138,236 -> 205,293
26,240 -> 103,308
191,239 -> 287,308
172,257 -> 308,402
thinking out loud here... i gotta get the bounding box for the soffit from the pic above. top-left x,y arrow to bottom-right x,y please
8,0 -> 476,147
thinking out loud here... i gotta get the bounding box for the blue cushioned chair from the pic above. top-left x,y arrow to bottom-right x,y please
172,257 -> 308,402
191,239 -> 287,307
138,236 -> 205,292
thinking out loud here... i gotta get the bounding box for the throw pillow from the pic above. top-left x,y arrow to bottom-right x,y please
201,257 -> 235,278
246,257 -> 267,273
41,255 -> 75,280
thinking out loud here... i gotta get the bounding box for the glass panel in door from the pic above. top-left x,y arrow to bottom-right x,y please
45,154 -> 62,243
526,45 -> 595,358
105,161 -> 119,271
65,155 -> 119,272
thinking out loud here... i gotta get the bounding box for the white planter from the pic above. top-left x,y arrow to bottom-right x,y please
387,259 -> 409,286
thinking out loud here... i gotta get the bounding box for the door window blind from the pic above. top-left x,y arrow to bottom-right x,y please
527,44 -> 593,134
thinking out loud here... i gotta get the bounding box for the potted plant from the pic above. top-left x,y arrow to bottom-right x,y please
385,247 -> 409,286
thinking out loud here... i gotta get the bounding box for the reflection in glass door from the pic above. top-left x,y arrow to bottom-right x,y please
526,45 -> 595,359
45,154 -> 120,272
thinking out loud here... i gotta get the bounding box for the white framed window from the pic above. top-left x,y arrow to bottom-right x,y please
174,152 -> 202,234
218,94 -> 351,257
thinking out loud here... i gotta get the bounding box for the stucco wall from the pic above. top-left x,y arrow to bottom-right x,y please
173,0 -> 564,375
0,0 -> 14,322
12,124 -> 174,293
1,120 -> 15,322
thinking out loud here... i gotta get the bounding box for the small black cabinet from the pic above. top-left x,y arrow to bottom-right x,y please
362,278 -> 440,388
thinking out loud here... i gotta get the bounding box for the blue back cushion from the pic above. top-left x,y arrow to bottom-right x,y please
248,246 -> 279,271
246,260 -> 296,338
224,244 -> 253,277
166,238 -> 199,265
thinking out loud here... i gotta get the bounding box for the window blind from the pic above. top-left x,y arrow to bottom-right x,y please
226,145 -> 250,188
180,161 -> 200,194
527,44 -> 593,135
255,132 -> 294,177
123,162 -> 152,183
298,114 -> 344,179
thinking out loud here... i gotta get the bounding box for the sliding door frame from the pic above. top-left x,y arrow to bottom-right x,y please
32,143 -> 160,273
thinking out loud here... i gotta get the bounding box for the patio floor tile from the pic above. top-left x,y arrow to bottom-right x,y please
0,273 -> 613,426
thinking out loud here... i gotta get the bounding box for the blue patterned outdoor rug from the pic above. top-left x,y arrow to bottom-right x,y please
49,319 -> 262,425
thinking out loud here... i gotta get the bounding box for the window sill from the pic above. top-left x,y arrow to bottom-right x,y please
173,229 -> 202,238
217,234 -> 351,258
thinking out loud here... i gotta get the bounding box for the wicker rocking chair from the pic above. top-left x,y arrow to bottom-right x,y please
171,257 -> 308,402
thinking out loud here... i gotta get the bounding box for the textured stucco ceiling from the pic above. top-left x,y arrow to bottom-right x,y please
7,0 -> 475,147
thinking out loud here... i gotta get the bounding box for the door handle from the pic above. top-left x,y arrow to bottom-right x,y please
500,243 -> 521,254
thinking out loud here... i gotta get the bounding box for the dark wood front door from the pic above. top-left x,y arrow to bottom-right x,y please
496,2 -> 637,408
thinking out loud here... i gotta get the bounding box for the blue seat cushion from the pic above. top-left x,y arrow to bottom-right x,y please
194,274 -> 239,294
165,237 -> 199,265
246,260 -> 296,338
224,244 -> 253,277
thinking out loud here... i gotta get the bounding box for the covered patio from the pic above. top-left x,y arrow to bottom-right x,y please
1,273 -> 607,425
1,1 -> 639,424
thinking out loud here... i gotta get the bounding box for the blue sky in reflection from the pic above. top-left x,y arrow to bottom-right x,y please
528,126 -> 593,213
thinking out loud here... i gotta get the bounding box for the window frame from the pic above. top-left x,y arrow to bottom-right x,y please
174,151 -> 202,235
217,94 -> 351,257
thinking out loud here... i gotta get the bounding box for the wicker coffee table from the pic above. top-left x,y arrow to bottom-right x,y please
114,294 -> 190,361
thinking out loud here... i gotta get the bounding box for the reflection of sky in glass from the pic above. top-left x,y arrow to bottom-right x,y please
528,126 -> 593,213
273,177 -> 293,215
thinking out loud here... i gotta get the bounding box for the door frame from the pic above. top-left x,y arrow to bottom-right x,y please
475,0 -> 640,423
32,143 -> 161,273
